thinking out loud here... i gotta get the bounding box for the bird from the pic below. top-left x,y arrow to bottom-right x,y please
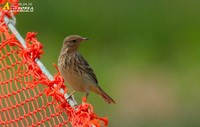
58,35 -> 116,104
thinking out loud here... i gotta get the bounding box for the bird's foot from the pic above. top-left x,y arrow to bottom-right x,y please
66,90 -> 78,107
66,90 -> 76,100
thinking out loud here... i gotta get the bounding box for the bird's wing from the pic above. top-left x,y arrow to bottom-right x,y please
77,53 -> 98,84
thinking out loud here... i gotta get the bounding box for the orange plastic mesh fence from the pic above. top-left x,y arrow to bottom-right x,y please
0,2 -> 108,127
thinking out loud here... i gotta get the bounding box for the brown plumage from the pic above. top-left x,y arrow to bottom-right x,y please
58,35 -> 116,104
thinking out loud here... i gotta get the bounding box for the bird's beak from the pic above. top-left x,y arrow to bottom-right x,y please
83,38 -> 89,40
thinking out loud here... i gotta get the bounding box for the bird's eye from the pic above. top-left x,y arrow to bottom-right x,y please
72,40 -> 76,43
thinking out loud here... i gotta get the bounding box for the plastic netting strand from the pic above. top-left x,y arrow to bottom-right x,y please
0,3 -> 108,127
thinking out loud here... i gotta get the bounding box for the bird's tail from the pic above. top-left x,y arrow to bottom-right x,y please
97,86 -> 116,104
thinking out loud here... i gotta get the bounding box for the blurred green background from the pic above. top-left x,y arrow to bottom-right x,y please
12,0 -> 200,126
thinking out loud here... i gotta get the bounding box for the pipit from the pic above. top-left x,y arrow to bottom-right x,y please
58,35 -> 116,104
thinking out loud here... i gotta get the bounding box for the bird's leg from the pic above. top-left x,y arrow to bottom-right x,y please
86,89 -> 89,101
66,90 -> 76,100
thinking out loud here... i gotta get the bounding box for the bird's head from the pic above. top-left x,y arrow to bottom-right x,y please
62,35 -> 89,53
